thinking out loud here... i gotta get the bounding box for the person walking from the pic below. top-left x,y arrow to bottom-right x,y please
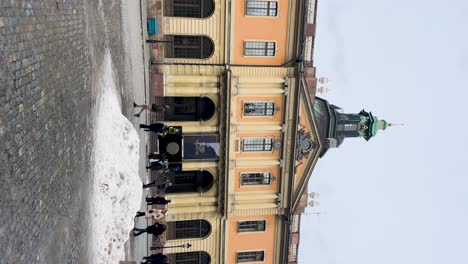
134,102 -> 170,118
143,176 -> 172,191
147,152 -> 167,160
133,222 -> 167,237
146,159 -> 168,170
146,196 -> 171,206
135,209 -> 167,220
139,123 -> 167,135
141,253 -> 169,264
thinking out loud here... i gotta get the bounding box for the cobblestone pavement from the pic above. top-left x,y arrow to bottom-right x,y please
0,0 -> 138,263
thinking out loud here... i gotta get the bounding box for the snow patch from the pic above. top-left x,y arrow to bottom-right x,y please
90,51 -> 142,264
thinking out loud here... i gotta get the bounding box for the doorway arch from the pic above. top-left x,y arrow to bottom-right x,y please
166,170 -> 214,194
163,96 -> 216,121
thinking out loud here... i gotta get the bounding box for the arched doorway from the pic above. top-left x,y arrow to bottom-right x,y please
166,220 -> 211,240
167,251 -> 211,264
164,0 -> 215,18
164,35 -> 214,59
162,96 -> 215,121
166,170 -> 214,193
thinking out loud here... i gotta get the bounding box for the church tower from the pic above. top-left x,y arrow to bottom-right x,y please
313,97 -> 393,153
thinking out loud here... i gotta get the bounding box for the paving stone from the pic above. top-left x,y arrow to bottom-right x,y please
0,0 -> 132,263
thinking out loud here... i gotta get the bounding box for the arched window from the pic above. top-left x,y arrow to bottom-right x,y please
167,220 -> 211,239
164,35 -> 214,59
166,170 -> 214,193
162,96 -> 216,121
167,251 -> 211,264
164,0 -> 215,18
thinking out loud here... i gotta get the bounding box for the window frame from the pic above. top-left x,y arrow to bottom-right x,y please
243,101 -> 276,117
237,219 -> 267,233
243,41 -> 276,57
240,171 -> 272,187
163,0 -> 215,18
236,250 -> 266,263
164,35 -> 214,59
245,0 -> 279,17
241,137 -> 274,152
167,219 -> 211,240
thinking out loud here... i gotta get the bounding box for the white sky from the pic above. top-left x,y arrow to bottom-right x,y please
299,0 -> 468,263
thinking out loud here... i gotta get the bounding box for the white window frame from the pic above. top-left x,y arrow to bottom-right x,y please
245,1 -> 279,17
241,138 -> 274,152
243,101 -> 276,117
240,171 -> 272,186
243,41 -> 276,57
236,250 -> 266,263
237,219 -> 267,233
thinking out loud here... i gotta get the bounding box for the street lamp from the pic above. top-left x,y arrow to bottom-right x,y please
146,39 -> 174,44
150,243 -> 192,251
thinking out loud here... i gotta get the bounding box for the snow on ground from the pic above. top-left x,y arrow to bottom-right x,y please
90,50 -> 143,264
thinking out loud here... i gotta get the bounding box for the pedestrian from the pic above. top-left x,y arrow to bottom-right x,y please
140,123 -> 167,135
143,176 -> 172,191
146,159 -> 168,170
141,253 -> 169,264
146,196 -> 171,206
134,102 -> 170,118
147,152 -> 167,160
135,209 -> 167,220
133,222 -> 167,237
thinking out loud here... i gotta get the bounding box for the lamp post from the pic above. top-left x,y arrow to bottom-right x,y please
150,243 -> 192,251
146,39 -> 174,44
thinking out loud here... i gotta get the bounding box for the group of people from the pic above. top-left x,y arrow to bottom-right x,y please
133,195 -> 172,263
133,195 -> 172,264
131,122 -> 175,263
134,102 -> 196,263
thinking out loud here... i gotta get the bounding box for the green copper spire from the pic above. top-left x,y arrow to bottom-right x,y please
357,110 -> 393,141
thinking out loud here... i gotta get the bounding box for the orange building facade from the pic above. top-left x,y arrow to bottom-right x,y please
147,0 -> 319,263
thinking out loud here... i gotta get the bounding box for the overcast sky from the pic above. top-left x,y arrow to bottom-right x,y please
299,0 -> 468,263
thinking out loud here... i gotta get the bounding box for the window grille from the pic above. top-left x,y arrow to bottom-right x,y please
165,35 -> 214,59
237,251 -> 265,262
246,1 -> 278,16
241,138 -> 273,152
168,251 -> 211,264
240,172 -> 272,185
164,0 -> 214,18
167,220 -> 211,239
238,220 -> 267,232
243,102 -> 275,116
244,41 -> 275,56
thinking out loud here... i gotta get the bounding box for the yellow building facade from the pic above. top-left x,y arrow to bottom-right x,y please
147,0 -> 319,263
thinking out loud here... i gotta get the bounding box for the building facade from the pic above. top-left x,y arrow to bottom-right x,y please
145,0 -> 390,263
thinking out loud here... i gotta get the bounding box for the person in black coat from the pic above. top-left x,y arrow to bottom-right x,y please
133,223 -> 167,237
146,159 -> 167,170
140,123 -> 167,134
146,196 -> 171,206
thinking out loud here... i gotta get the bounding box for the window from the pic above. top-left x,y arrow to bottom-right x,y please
164,35 -> 214,59
241,138 -> 273,152
240,172 -> 272,186
164,0 -> 215,18
237,251 -> 265,263
238,220 -> 266,232
246,1 -> 278,16
165,171 -> 214,193
243,102 -> 275,116
244,41 -> 275,56
167,220 -> 211,239
168,251 -> 211,264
